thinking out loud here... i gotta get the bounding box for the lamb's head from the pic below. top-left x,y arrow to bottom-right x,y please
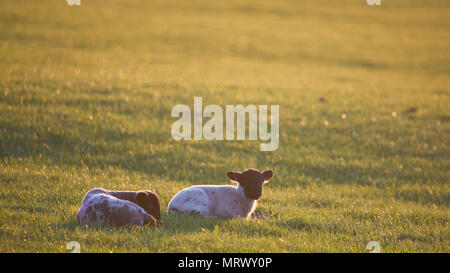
135,190 -> 161,221
226,168 -> 274,200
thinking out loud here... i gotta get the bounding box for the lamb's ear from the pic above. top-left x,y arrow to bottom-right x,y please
226,171 -> 241,183
135,191 -> 148,204
262,170 -> 274,183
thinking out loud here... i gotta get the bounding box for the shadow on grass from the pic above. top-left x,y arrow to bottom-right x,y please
161,213 -> 228,234
55,217 -> 161,233
55,212 -> 227,235
394,188 -> 449,207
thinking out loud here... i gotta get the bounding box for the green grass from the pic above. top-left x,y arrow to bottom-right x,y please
0,0 -> 449,252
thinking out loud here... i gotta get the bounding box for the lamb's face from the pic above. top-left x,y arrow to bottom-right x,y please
135,190 -> 161,221
227,169 -> 274,200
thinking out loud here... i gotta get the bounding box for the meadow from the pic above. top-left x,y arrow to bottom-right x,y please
0,0 -> 448,252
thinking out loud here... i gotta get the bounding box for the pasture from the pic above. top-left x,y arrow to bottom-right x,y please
0,0 -> 449,252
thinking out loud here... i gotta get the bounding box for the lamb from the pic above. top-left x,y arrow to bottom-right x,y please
167,168 -> 274,218
77,188 -> 161,227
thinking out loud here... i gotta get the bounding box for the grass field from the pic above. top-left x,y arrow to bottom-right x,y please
0,0 -> 449,252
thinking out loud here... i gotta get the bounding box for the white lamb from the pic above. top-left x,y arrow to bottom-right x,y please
167,168 -> 274,218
